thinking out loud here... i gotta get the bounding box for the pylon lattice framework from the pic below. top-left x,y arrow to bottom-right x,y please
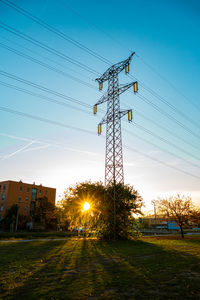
94,52 -> 138,186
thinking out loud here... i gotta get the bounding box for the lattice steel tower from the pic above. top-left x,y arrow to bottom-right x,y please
94,52 -> 138,186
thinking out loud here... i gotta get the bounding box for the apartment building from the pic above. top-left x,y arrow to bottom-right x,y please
0,180 -> 56,221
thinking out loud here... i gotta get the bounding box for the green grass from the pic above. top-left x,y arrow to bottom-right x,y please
0,236 -> 200,299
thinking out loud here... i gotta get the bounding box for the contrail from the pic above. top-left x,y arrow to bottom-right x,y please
20,144 -> 50,153
0,132 -> 103,158
0,132 -> 46,145
1,140 -> 36,160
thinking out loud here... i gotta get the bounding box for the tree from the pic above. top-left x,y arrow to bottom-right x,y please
61,181 -> 104,234
1,204 -> 18,230
61,181 -> 143,239
189,208 -> 200,228
1,204 -> 30,231
33,197 -> 58,230
155,194 -> 195,238
101,183 -> 143,239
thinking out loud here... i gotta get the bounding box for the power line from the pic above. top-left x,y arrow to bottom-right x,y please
0,25 -> 199,143
0,21 -> 99,76
135,54 -> 200,112
125,126 -> 200,171
135,94 -> 200,141
0,132 -> 103,158
1,35 -> 199,151
57,0 -> 200,114
1,0 -> 199,185
132,108 -> 200,153
0,105 -> 199,180
0,70 -> 94,109
2,66 -> 198,152
2,37 -> 198,145
0,80 -> 92,115
2,38 -> 199,155
1,70 -> 200,170
134,123 -> 200,164
1,18 -> 199,138
0,105 -> 97,136
56,1 -> 200,127
4,0 -> 199,124
0,34 -> 94,80
124,144 -> 200,180
58,0 -> 130,54
0,41 -> 97,90
0,9 -> 198,173
0,0 -> 111,66
129,74 -> 200,126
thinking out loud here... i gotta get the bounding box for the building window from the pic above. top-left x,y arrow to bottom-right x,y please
0,204 -> 3,211
26,197 -> 29,202
2,194 -> 5,201
45,191 -> 47,196
20,186 -> 22,192
3,185 -> 6,191
30,201 -> 35,214
27,187 -> 29,193
18,196 -> 21,203
25,207 -> 28,214
31,188 -> 37,200
39,190 -> 41,195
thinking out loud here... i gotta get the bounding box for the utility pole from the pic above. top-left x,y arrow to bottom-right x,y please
93,52 -> 138,238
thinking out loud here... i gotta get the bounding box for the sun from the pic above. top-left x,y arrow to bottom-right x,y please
83,201 -> 90,211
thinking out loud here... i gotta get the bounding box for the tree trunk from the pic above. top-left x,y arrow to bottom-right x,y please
180,224 -> 184,238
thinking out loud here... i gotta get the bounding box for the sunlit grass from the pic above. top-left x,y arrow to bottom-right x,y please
0,236 -> 200,299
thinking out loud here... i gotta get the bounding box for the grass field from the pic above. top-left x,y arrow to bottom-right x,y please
0,231 -> 77,240
0,236 -> 200,299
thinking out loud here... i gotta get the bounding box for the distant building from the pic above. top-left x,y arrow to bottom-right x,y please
139,216 -> 166,226
167,220 -> 180,230
0,180 -> 56,221
139,216 -> 188,230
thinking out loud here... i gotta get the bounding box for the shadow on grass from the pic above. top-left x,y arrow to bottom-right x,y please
2,238 -> 200,300
0,231 -> 76,240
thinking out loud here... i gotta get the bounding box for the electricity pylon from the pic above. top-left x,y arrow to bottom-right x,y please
93,52 -> 138,186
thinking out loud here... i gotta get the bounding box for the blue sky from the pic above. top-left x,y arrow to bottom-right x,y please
0,0 -> 200,211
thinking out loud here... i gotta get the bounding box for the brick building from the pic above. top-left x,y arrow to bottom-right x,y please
0,180 -> 56,221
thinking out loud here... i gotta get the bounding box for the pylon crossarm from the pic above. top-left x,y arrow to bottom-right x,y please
119,110 -> 132,119
99,114 -> 109,125
94,92 -> 109,107
94,81 -> 137,110
118,82 -> 137,95
99,110 -> 132,126
95,52 -> 135,84
99,114 -> 113,125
